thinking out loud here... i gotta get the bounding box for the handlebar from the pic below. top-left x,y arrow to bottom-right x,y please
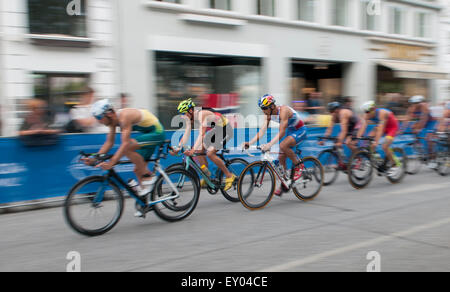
318,136 -> 338,142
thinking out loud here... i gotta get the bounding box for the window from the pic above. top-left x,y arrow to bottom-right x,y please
415,12 -> 429,38
298,0 -> 315,22
389,7 -> 404,35
257,0 -> 276,17
32,73 -> 90,118
361,0 -> 378,31
332,0 -> 348,26
28,0 -> 87,37
210,0 -> 231,10
155,52 -> 262,130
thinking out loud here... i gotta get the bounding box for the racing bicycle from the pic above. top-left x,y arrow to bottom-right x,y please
237,146 -> 324,211
64,141 -> 199,236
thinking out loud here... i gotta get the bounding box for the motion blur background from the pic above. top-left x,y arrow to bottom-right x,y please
0,0 -> 449,136
0,0 -> 450,204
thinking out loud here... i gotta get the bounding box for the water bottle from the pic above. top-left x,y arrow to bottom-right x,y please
201,165 -> 212,178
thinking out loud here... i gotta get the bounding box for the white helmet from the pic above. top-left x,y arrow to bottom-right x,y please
409,95 -> 425,104
91,99 -> 114,120
361,101 -> 376,113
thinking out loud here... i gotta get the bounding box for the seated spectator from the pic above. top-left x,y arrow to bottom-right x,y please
306,91 -> 325,115
292,100 -> 314,124
18,99 -> 60,146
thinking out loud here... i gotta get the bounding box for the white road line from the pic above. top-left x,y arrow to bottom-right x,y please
377,182 -> 450,198
259,216 -> 450,272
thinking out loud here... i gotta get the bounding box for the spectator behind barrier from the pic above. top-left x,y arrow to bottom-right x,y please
18,99 -> 61,147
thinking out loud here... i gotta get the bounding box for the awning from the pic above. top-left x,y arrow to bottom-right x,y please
377,60 -> 449,80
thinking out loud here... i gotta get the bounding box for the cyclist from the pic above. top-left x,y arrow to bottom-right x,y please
172,98 -> 236,191
358,101 -> 401,176
85,99 -> 166,196
243,94 -> 307,196
319,101 -> 360,170
401,95 -> 437,168
437,101 -> 450,133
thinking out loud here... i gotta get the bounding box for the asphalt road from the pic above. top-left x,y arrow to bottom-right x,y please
0,169 -> 449,272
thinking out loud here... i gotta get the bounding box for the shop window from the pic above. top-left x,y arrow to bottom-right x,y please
31,73 -> 90,126
28,0 -> 87,37
155,52 -> 262,129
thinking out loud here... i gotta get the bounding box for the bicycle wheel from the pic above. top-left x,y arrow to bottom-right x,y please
436,151 -> 449,176
405,142 -> 423,175
317,149 -> 339,186
218,158 -> 253,202
292,157 -> 324,201
348,150 -> 373,190
64,176 -> 124,237
152,168 -> 200,222
386,147 -> 408,184
237,161 -> 276,211
165,162 -> 200,190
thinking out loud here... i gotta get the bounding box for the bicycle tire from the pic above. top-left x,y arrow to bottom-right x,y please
348,150 -> 373,190
317,149 -> 339,186
386,147 -> 408,184
237,161 -> 276,211
405,142 -> 423,175
152,168 -> 200,222
292,156 -> 324,201
218,158 -> 252,203
64,176 -> 124,237
165,162 -> 200,191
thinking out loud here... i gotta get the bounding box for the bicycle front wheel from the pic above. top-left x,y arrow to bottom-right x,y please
387,147 -> 408,184
64,176 -> 124,237
218,158 -> 253,203
237,161 -> 276,211
292,157 -> 324,201
404,142 -> 423,175
348,150 -> 373,190
152,169 -> 200,222
317,150 -> 339,186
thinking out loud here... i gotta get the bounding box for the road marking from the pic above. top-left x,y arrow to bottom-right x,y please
377,182 -> 450,198
259,216 -> 450,272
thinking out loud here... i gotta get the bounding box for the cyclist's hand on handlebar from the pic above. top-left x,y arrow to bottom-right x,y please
96,161 -> 115,171
260,144 -> 271,153
169,147 -> 181,156
184,149 -> 195,157
335,141 -> 343,148
242,142 -> 251,150
318,140 -> 325,146
81,157 -> 97,167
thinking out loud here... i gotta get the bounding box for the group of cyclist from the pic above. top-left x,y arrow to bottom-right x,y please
85,92 -> 449,211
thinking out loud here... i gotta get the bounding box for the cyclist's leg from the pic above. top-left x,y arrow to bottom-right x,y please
134,131 -> 166,181
281,127 -> 307,171
204,124 -> 234,178
125,140 -> 152,184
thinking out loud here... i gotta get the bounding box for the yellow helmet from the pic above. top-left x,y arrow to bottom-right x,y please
178,98 -> 196,114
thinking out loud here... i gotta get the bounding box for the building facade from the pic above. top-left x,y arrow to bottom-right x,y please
116,0 -> 447,129
437,0 -> 450,103
0,0 -> 118,136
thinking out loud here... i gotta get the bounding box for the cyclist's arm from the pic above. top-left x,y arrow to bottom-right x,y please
98,126 -> 116,155
267,108 -> 289,148
324,117 -> 335,138
337,111 -> 349,144
178,115 -> 192,149
192,111 -> 212,151
401,106 -> 413,130
357,114 -> 369,138
248,115 -> 270,146
416,103 -> 430,130
110,120 -> 133,165
374,111 -> 388,145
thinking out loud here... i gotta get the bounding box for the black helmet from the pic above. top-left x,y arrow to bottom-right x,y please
327,102 -> 341,113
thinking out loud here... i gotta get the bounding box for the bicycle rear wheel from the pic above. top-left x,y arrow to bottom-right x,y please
152,169 -> 200,222
64,176 -> 124,237
292,157 -> 324,201
237,161 -> 276,211
317,150 -> 339,186
348,150 -> 373,190
218,158 -> 253,202
436,150 -> 449,176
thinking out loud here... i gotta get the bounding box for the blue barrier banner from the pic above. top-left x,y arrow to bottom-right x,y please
0,126 -> 414,204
